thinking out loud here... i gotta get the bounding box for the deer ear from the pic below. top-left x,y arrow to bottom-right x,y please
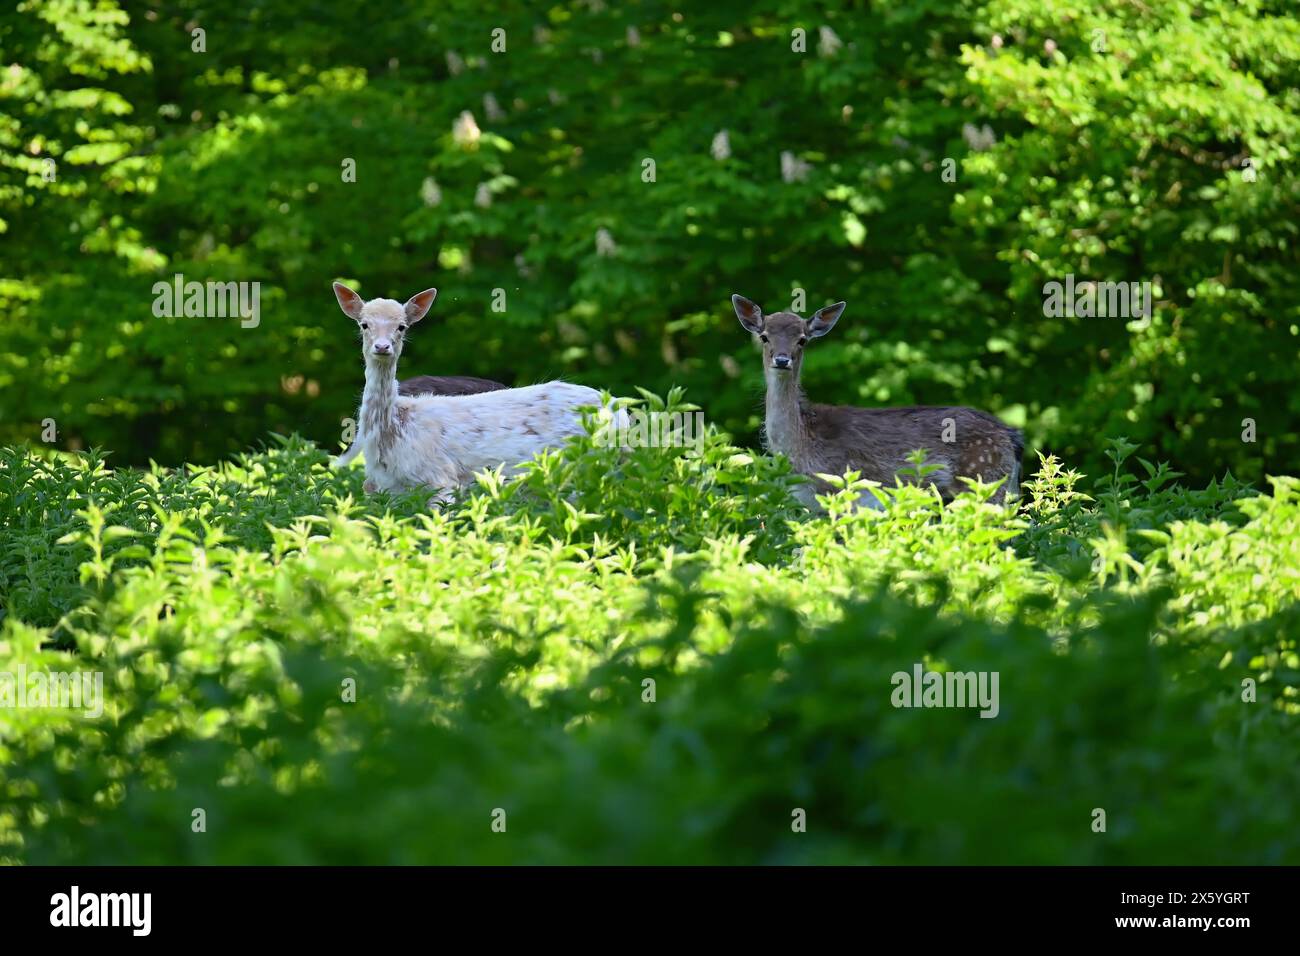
404,288 -> 438,324
333,282 -> 365,321
732,294 -> 764,334
808,301 -> 846,338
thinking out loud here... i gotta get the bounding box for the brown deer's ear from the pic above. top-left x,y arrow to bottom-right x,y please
333,282 -> 366,321
404,288 -> 438,324
808,301 -> 846,338
732,294 -> 764,334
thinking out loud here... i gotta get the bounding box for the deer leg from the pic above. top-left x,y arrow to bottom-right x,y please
331,442 -> 361,469
996,455 -> 1021,505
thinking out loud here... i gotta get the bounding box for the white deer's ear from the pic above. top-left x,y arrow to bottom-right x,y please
333,282 -> 366,321
808,301 -> 846,338
404,288 -> 438,324
732,294 -> 764,334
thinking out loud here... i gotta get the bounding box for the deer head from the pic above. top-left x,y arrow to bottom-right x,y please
333,282 -> 438,363
731,294 -> 846,377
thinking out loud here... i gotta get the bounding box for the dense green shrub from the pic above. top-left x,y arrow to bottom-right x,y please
1,414 -> 1296,864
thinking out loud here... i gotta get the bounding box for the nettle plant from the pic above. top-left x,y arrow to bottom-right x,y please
1017,437 -> 1256,587
2,409 -> 1297,864
462,387 -> 805,566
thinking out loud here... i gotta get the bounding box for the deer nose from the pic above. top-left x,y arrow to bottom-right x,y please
772,354 -> 792,369
372,340 -> 392,355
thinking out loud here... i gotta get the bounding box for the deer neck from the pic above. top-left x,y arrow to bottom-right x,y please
764,367 -> 808,464
360,358 -> 401,460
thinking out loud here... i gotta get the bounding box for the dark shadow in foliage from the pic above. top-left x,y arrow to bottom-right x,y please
16,568 -> 1297,865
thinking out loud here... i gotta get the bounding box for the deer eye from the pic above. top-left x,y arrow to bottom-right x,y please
759,334 -> 769,343
798,336 -> 807,346
398,324 -> 407,333
360,323 -> 368,330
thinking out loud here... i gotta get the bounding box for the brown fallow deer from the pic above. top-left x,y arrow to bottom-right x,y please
731,294 -> 1022,510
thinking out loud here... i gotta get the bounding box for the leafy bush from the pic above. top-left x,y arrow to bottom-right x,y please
1,417 -> 1296,864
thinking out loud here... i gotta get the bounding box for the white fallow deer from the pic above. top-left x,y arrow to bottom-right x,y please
333,282 -> 606,503
331,374 -> 506,468
732,294 -> 1023,509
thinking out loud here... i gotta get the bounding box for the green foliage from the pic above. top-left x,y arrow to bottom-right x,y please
1,417 -> 1296,864
468,388 -> 804,565
2,1 -> 1297,480
1,0 -> 1298,865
